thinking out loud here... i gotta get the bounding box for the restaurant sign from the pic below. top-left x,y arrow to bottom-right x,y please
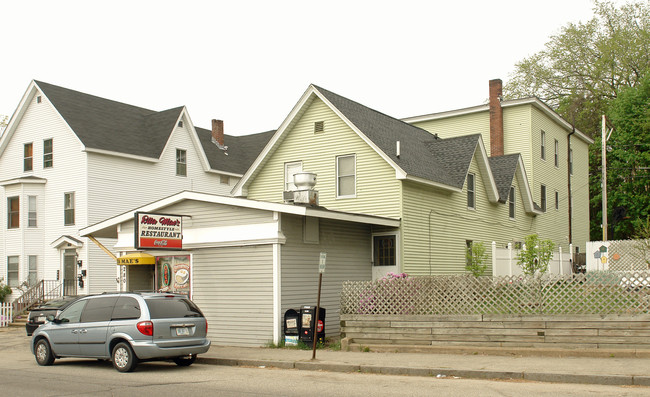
135,212 -> 183,250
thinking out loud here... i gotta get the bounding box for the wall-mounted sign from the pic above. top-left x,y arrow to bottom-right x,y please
135,212 -> 183,250
117,252 -> 156,265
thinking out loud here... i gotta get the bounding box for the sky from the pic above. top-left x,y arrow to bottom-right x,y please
0,0 -> 599,136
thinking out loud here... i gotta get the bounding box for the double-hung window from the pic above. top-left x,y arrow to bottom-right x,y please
554,139 -> 559,167
285,161 -> 303,191
64,192 -> 75,226
336,155 -> 356,198
28,196 -> 37,227
540,185 -> 547,212
7,197 -> 19,229
7,256 -> 19,287
176,149 -> 187,177
541,130 -> 546,160
24,143 -> 33,171
467,173 -> 476,209
28,255 -> 38,285
43,138 -> 53,168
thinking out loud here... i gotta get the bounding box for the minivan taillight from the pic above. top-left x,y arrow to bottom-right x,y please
137,321 -> 153,336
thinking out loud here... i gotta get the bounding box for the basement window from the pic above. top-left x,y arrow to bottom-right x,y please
314,121 -> 324,134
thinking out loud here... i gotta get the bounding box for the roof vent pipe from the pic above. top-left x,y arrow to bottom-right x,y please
396,141 -> 401,158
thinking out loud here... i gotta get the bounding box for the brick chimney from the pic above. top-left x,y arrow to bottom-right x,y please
489,79 -> 504,157
211,119 -> 224,147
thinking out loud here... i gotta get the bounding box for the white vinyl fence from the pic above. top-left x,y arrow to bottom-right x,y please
586,240 -> 650,272
0,302 -> 12,327
491,242 -> 573,276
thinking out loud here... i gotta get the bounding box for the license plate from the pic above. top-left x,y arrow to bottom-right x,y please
37,317 -> 46,322
175,327 -> 190,336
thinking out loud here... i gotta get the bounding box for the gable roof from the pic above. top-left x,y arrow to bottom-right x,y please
195,127 -> 275,175
402,97 -> 594,145
488,153 -> 541,214
35,80 -> 183,158
234,84 -> 499,201
0,80 -> 271,176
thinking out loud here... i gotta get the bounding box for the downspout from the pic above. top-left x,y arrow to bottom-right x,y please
567,126 -> 575,247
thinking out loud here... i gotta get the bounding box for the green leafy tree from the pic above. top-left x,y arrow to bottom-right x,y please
517,234 -> 556,276
602,73 -> 650,239
465,242 -> 488,277
503,0 -> 650,240
633,216 -> 650,268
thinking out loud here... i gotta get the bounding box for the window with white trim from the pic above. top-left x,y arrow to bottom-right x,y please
176,149 -> 187,177
336,154 -> 356,198
554,139 -> 559,167
7,196 -> 19,229
467,173 -> 476,209
373,235 -> 396,267
555,190 -> 559,210
541,130 -> 546,160
28,196 -> 37,227
64,192 -> 75,226
28,255 -> 37,285
24,143 -> 33,171
7,256 -> 19,287
285,161 -> 303,191
43,138 -> 53,168
541,184 -> 547,212
509,186 -> 515,219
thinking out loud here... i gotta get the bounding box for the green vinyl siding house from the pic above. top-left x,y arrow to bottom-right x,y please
234,80 -> 592,278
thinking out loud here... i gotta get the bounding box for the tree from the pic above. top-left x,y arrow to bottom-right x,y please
517,234 -> 556,276
465,241 -> 488,277
504,0 -> 650,240
603,72 -> 650,239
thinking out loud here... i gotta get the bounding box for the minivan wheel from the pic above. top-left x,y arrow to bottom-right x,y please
34,339 -> 55,366
112,342 -> 138,372
173,354 -> 197,367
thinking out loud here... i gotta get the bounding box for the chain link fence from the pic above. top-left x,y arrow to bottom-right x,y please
341,272 -> 650,316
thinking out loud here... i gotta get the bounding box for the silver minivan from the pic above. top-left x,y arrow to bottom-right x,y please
31,292 -> 211,372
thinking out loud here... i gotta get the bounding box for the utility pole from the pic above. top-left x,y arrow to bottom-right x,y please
601,115 -> 614,241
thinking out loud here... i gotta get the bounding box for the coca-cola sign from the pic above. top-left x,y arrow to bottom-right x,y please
135,212 -> 183,250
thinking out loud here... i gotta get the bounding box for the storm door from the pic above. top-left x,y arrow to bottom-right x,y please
372,234 -> 399,280
63,249 -> 77,295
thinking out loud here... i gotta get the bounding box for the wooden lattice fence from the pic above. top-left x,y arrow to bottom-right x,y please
340,272 -> 650,316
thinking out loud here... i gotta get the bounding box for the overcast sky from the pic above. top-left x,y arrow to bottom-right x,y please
1,0 -> 599,136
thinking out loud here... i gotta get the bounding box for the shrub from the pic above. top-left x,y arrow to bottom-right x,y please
0,280 -> 12,303
516,234 -> 555,276
465,242 -> 488,277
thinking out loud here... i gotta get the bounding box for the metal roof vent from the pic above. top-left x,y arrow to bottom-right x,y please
292,172 -> 318,206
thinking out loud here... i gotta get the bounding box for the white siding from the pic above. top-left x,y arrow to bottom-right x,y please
192,245 -> 274,347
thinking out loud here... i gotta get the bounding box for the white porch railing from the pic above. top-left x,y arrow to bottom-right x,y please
0,302 -> 12,327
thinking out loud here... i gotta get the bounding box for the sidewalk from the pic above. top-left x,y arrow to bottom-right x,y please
198,343 -> 650,386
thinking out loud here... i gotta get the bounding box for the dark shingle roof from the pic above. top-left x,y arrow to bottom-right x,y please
314,85 -> 479,189
35,81 -> 272,174
36,81 -> 180,158
488,154 -> 521,203
196,128 -> 275,174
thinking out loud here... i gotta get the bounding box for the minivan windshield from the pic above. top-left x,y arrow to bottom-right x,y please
146,298 -> 203,319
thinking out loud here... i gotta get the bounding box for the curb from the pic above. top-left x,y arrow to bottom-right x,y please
197,356 -> 648,386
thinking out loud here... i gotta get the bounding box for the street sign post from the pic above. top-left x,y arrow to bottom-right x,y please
312,252 -> 326,360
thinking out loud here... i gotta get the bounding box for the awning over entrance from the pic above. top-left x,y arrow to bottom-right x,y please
117,252 -> 156,266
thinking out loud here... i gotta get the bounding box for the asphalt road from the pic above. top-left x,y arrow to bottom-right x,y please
2,327 -> 649,396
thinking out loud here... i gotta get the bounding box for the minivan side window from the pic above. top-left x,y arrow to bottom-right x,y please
81,297 -> 118,323
112,297 -> 141,320
58,300 -> 87,323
